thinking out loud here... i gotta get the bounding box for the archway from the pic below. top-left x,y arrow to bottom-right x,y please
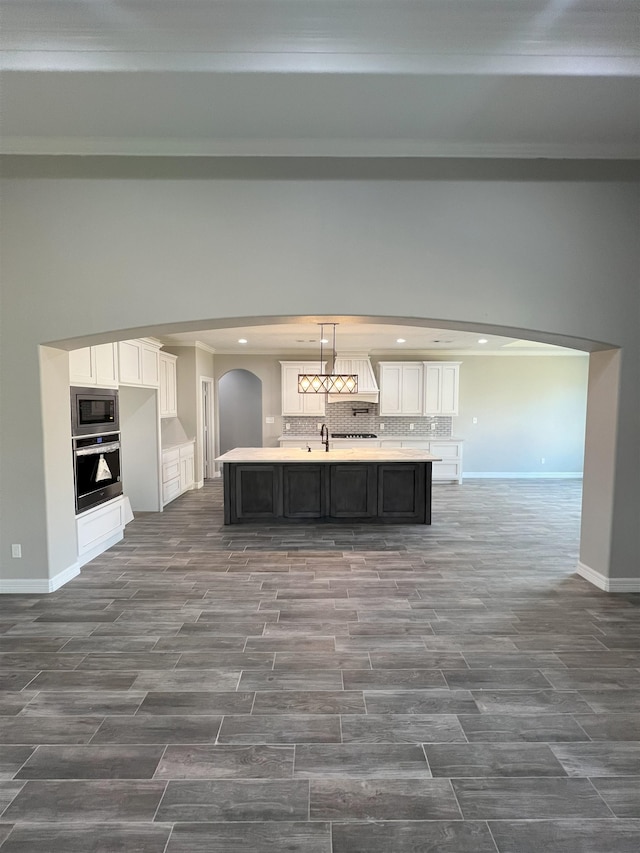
218,369 -> 263,455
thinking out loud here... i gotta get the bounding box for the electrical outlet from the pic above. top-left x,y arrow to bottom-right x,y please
409,423 -> 415,430
472,417 -> 478,424
541,457 -> 545,464
379,423 -> 385,430
317,423 -> 323,430
431,422 -> 436,430
285,423 -> 290,430
11,544 -> 22,558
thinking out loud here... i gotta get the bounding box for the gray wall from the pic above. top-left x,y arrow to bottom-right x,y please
456,355 -> 588,474
0,158 -> 637,588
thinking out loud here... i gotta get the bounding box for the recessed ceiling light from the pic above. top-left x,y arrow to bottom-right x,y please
320,338 -> 329,344
478,338 -> 488,344
396,338 -> 406,344
238,338 -> 248,344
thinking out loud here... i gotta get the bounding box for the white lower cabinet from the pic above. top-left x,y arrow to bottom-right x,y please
162,441 -> 195,506
379,438 -> 463,483
76,496 -> 125,567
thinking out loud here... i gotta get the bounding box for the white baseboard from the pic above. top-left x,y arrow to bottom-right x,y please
0,562 -> 80,595
195,479 -> 204,489
463,472 -> 583,479
575,560 -> 640,593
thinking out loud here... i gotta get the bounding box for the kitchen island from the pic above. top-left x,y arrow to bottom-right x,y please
215,447 -> 440,525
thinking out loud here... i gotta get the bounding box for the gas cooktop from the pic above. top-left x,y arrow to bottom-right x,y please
331,433 -> 378,439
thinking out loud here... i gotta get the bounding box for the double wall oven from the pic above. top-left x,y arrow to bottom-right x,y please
71,387 -> 122,513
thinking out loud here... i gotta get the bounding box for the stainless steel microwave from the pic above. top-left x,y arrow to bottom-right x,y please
70,386 -> 119,437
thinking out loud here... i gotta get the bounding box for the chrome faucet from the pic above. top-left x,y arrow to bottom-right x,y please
320,423 -> 329,452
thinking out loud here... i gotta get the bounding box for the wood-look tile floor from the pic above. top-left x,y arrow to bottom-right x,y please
1,479 -> 639,852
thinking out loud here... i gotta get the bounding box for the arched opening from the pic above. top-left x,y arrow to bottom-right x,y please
218,369 -> 263,455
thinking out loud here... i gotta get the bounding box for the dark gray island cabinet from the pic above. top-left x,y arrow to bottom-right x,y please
215,448 -> 440,525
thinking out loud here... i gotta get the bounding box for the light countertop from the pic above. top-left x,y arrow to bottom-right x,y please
277,435 -> 463,442
216,447 -> 441,463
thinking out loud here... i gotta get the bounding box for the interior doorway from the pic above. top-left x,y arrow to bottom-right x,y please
201,377 -> 215,481
218,369 -> 263,456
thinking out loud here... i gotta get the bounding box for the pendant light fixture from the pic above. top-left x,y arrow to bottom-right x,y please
298,323 -> 358,394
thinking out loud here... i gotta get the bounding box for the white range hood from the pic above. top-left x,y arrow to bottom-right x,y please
328,355 -> 379,404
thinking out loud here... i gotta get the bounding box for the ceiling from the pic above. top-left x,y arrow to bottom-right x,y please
1,0 -> 638,158
160,320 -> 585,356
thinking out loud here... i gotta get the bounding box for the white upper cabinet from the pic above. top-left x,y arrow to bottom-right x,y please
159,352 -> 178,418
281,362 -> 326,416
69,343 -> 118,388
118,338 -> 161,388
423,362 -> 460,416
377,362 -> 424,416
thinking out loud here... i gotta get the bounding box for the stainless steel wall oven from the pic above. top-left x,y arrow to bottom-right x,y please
73,433 -> 122,513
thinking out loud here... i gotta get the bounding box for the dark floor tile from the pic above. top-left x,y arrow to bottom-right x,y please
310,777 -> 460,820
252,690 -> 365,715
244,637 -> 336,652
294,743 -> 430,778
155,744 -> 294,779
132,669 -> 242,691
76,653 -> 180,670
0,747 -> 34,780
340,714 -> 466,744
542,668 -> 640,690
488,819 -> 640,853
590,778 -> 640,817
0,692 -> 36,716
0,716 -> 102,744
452,777 -> 612,819
176,651 -> 274,669
0,823 -> 171,853
458,713 -> 588,742
2,780 -> 166,822
91,715 -> 222,744
273,651 -> 369,670
0,672 -> 38,691
364,689 -> 479,715
444,668 -> 553,689
550,743 -> 640,776
580,690 -> 640,713
156,779 -> 309,821
426,742 -> 567,777
369,651 -> 468,669
218,714 -> 341,744
238,670 -> 343,691
472,689 -> 592,715
343,668 -> 447,690
331,820 -> 497,853
136,691 -> 253,715
573,713 -> 640,741
461,652 -> 561,668
0,783 -> 24,814
165,822 -> 331,853
22,691 -> 146,716
26,671 -> 138,690
15,745 -> 164,780
0,654 -> 86,670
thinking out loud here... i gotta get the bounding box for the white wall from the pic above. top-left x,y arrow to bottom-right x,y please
0,158 -> 638,589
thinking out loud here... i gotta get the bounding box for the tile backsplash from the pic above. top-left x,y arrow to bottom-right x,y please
281,401 -> 452,437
